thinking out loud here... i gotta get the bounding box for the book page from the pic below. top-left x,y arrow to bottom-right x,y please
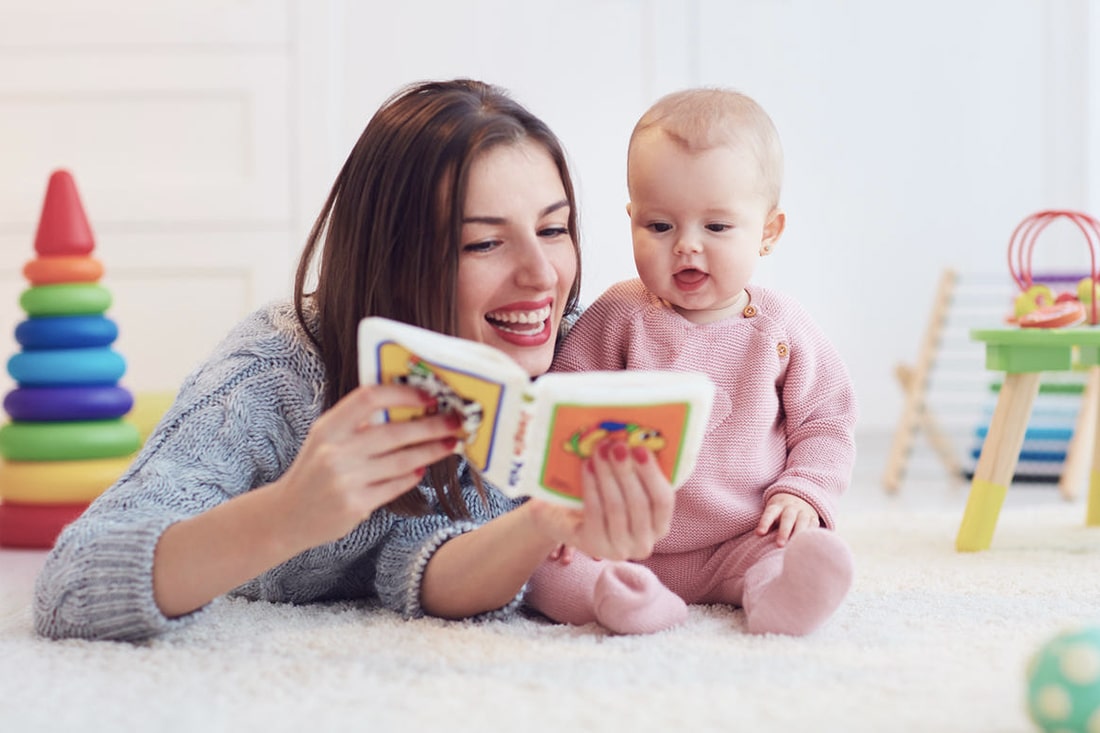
519,371 -> 714,506
358,317 -> 527,482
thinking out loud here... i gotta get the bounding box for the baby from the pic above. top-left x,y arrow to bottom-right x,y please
526,87 -> 858,636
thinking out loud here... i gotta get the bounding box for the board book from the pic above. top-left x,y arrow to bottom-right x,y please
358,317 -> 714,507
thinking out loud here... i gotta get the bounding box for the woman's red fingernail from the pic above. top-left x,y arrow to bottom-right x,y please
415,466 -> 426,478
597,442 -> 611,460
612,443 -> 628,462
631,446 -> 648,464
585,460 -> 595,475
444,412 -> 462,430
419,392 -> 437,406
442,436 -> 458,451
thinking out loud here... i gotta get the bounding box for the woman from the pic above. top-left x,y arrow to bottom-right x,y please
33,79 -> 675,641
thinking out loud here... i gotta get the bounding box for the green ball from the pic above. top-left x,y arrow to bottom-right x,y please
1027,627 -> 1100,732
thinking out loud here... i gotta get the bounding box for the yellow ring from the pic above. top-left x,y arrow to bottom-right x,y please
0,456 -> 134,503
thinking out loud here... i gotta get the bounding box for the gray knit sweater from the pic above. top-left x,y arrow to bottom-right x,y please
33,301 -> 524,641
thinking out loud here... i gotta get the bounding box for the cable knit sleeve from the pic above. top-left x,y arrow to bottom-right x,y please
33,303 -> 324,641
762,294 -> 858,529
373,471 -> 526,620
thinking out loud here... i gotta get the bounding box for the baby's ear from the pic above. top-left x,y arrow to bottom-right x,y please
760,208 -> 786,256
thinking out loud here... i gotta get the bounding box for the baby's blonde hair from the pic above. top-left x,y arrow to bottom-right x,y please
628,87 -> 784,207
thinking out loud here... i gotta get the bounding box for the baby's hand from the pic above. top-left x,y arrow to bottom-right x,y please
756,493 -> 820,546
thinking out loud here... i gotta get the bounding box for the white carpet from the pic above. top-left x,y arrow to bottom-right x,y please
1,502 -> 1098,733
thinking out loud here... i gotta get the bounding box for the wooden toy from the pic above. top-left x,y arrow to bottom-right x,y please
958,210 -> 1100,551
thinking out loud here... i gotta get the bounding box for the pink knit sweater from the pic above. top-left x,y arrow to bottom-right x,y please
551,279 -> 858,554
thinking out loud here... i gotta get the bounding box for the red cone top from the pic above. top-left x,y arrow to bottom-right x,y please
33,169 -> 95,256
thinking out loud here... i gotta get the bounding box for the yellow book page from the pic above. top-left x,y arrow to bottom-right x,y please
376,340 -> 508,473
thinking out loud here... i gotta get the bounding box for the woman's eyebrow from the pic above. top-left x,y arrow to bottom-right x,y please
462,199 -> 570,225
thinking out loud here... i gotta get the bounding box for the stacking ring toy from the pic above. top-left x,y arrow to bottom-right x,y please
0,456 -> 133,503
7,347 -> 126,386
23,256 -> 104,285
0,419 -> 141,461
0,501 -> 88,549
20,283 -> 111,317
15,315 -> 118,349
4,385 -> 133,421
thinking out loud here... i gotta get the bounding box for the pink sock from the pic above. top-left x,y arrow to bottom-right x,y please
742,528 -> 853,636
526,557 -> 686,635
593,562 -> 687,635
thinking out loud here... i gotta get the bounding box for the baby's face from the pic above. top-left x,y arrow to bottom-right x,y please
627,131 -> 782,324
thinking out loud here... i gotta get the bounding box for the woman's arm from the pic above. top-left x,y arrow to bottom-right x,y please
153,383 -> 463,617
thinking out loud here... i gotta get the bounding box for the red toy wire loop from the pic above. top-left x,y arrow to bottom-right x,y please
1007,209 -> 1100,325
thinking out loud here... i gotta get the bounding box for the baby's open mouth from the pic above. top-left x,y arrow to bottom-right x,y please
674,269 -> 708,286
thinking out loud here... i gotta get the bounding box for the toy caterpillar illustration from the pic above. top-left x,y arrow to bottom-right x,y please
562,421 -> 667,458
395,357 -> 484,442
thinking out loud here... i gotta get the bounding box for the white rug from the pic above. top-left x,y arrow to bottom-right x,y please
1,502 -> 1098,733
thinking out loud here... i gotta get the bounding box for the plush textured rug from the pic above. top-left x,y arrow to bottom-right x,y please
1,501 -> 1098,733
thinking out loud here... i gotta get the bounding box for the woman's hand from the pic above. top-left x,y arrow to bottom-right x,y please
528,440 -> 675,562
270,383 -> 463,551
420,439 -> 674,618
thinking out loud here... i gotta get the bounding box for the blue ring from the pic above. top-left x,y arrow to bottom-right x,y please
15,315 -> 118,349
4,385 -> 133,421
7,348 -> 126,386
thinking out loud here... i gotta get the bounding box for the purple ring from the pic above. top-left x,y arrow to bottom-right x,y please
3,385 -> 134,421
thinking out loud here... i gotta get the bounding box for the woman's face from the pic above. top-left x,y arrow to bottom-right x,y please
456,139 -> 578,377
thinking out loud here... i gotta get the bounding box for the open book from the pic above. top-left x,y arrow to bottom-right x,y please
358,317 -> 715,507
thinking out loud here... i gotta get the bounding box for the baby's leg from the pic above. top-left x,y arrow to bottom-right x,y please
741,528 -> 854,636
526,554 -> 687,635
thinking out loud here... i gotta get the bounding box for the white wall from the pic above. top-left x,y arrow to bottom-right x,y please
1,0 -> 1096,434
0,0 -> 299,394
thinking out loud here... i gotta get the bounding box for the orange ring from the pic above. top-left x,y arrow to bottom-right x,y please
1019,301 -> 1087,329
23,256 -> 104,285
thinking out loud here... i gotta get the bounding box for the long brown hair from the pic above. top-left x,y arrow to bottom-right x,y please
293,79 -> 581,518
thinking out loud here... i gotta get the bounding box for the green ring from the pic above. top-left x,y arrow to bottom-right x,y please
0,419 -> 140,461
20,284 -> 112,317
